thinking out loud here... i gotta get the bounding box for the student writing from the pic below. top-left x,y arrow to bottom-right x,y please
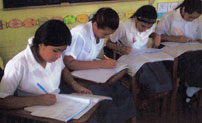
63,7 -> 136,123
0,20 -> 91,109
156,0 -> 202,107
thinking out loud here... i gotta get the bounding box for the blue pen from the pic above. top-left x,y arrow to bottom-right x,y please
37,83 -> 48,94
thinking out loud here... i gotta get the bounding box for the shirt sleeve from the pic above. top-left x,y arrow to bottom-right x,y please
156,12 -> 171,35
63,32 -> 85,60
0,60 -> 22,98
110,22 -> 125,43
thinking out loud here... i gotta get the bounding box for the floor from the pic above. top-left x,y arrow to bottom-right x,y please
136,92 -> 202,123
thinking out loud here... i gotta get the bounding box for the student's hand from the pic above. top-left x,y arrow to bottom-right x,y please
37,94 -> 56,106
99,59 -> 117,68
176,36 -> 188,43
121,46 -> 131,54
153,34 -> 161,48
72,82 -> 92,94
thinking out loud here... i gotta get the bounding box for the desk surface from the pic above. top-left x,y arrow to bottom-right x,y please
1,103 -> 100,123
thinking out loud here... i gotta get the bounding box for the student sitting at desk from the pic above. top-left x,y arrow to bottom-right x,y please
0,20 -> 92,109
63,7 -> 136,123
106,5 -> 172,94
156,0 -> 202,107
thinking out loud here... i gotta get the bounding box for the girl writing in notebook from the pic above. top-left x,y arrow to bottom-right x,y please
0,20 -> 92,109
156,0 -> 202,107
106,5 -> 172,95
63,7 -> 136,123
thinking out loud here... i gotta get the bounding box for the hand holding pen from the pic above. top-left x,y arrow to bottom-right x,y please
36,83 -> 56,105
99,55 -> 117,68
175,27 -> 189,43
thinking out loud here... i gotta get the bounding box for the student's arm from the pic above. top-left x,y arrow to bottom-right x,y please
0,94 -> 56,109
161,34 -> 188,43
62,67 -> 92,94
149,32 -> 161,48
63,55 -> 117,70
106,39 -> 131,54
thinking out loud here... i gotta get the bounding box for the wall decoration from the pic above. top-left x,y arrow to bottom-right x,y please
51,16 -> 64,21
77,14 -> 89,23
23,18 -> 37,27
0,20 -> 8,30
37,17 -> 49,26
8,19 -> 23,28
64,15 -> 76,24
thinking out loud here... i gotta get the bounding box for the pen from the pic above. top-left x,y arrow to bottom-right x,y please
175,28 -> 183,35
37,83 -> 48,94
104,55 -> 110,60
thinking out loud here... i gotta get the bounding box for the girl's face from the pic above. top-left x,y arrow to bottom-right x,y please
135,18 -> 153,32
39,44 -> 67,62
181,7 -> 201,22
93,22 -> 115,39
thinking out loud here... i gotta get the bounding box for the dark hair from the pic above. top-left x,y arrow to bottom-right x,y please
175,0 -> 202,14
92,7 -> 119,30
130,5 -> 157,24
33,20 -> 72,49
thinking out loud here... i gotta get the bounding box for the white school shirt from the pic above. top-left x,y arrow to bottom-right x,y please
64,21 -> 104,60
110,19 -> 155,50
156,8 -> 202,40
0,37 -> 65,98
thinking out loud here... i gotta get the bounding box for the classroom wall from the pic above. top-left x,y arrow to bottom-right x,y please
0,0 -> 201,66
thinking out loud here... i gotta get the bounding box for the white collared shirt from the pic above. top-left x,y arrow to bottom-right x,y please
0,38 -> 65,98
156,8 -> 202,40
64,21 -> 104,60
110,19 -> 155,50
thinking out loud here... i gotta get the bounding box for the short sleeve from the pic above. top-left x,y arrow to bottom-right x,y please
156,13 -> 171,35
0,60 -> 22,98
63,32 -> 84,59
110,22 -> 125,43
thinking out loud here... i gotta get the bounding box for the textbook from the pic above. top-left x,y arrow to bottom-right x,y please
24,93 -> 112,122
71,62 -> 128,83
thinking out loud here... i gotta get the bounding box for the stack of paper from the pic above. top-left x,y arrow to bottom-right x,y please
24,93 -> 112,122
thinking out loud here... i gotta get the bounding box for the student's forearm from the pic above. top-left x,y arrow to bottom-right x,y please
0,96 -> 42,109
64,56 -> 103,70
161,34 -> 181,42
106,41 -> 123,53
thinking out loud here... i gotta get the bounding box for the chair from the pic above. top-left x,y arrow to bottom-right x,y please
108,48 -> 174,117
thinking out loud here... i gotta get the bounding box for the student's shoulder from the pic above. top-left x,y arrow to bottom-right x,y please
7,50 -> 27,69
71,22 -> 91,35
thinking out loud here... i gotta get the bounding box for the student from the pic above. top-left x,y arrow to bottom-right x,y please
156,0 -> 202,106
63,7 -> 136,123
106,5 -> 172,94
0,20 -> 92,109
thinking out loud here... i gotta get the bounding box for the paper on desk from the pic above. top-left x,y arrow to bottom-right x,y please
118,48 -> 174,76
71,62 -> 128,83
162,42 -> 202,58
25,94 -> 90,122
24,94 -> 112,122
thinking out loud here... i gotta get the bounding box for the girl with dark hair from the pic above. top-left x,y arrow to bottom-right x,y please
106,5 -> 172,94
156,0 -> 202,107
0,20 -> 91,109
63,7 -> 136,123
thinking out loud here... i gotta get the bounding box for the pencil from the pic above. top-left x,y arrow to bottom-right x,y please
37,83 -> 48,94
175,28 -> 183,35
104,55 -> 110,60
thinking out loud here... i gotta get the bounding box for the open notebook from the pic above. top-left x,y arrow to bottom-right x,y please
24,93 -> 112,122
71,62 -> 128,83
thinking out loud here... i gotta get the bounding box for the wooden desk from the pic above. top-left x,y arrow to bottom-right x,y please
1,103 -> 100,123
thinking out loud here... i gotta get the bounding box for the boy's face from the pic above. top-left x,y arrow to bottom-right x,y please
93,22 -> 115,39
135,19 -> 153,32
39,44 -> 67,62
